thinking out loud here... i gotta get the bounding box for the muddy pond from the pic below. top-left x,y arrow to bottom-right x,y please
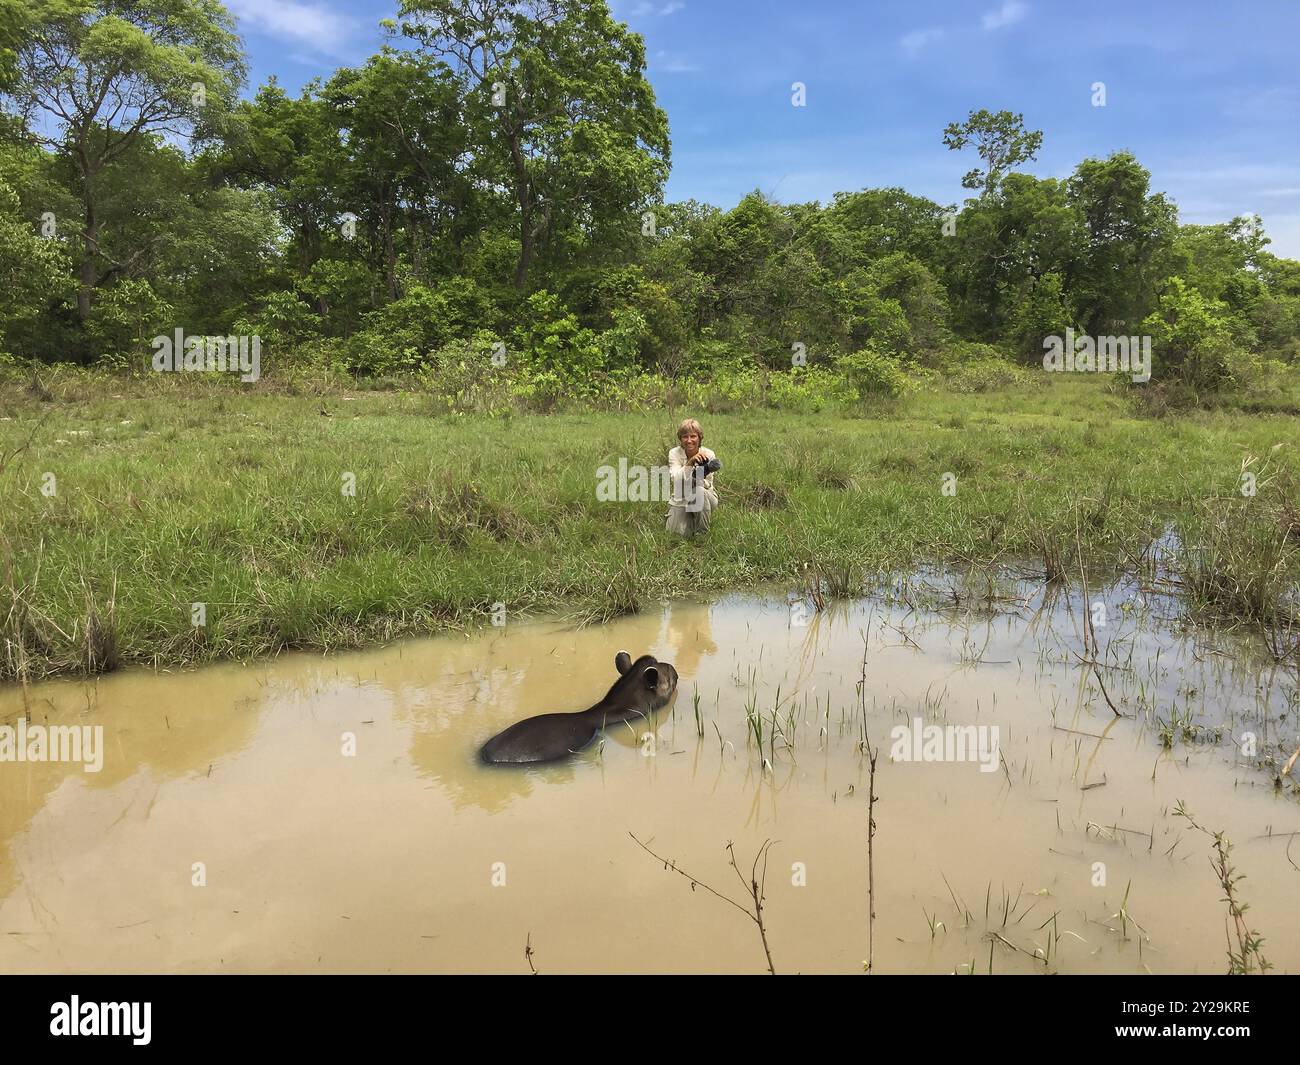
1,567 -> 1297,974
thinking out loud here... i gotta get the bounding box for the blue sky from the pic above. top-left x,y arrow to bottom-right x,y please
224,0 -> 1300,257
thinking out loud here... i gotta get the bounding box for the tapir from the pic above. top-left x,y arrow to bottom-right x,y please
479,651 -> 679,765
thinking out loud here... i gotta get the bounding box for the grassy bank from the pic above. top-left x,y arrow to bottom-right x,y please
1,370 -> 1297,681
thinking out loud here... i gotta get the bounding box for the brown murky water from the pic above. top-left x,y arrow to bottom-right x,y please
2,573 -> 1298,974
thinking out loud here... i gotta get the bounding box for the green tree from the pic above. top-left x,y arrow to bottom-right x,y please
85,276 -> 171,361
824,187 -> 949,271
0,177 -> 74,356
1141,276 -> 1236,390
1005,271 -> 1076,359
395,0 -> 670,288
212,78 -> 344,293
942,109 -> 1043,195
2,0 -> 245,321
1066,152 -> 1177,334
946,173 -> 1081,339
321,48 -> 473,301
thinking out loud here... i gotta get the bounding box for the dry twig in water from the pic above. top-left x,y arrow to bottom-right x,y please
629,832 -> 777,974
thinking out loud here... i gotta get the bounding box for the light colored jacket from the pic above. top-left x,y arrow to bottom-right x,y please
667,445 -> 717,508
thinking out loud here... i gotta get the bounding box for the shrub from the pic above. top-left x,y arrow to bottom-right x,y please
342,277 -> 498,376
512,290 -> 603,386
0,180 -> 74,360
767,366 -> 857,411
834,345 -> 913,399
1141,277 -> 1237,391
598,307 -> 651,373
1004,272 -> 1077,360
86,279 -> 174,366
425,330 -> 510,412
947,356 -> 1032,393
298,258 -> 373,335
233,290 -> 323,352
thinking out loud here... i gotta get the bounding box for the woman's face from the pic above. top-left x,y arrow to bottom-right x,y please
680,430 -> 700,457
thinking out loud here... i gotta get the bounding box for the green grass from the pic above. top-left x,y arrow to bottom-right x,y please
1,369 -> 1297,680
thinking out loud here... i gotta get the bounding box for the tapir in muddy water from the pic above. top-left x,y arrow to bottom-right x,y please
479,651 -> 679,765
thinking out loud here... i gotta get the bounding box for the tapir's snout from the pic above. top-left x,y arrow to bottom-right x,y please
654,661 -> 679,706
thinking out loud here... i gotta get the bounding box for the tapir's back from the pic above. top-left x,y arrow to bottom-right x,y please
479,710 -> 601,764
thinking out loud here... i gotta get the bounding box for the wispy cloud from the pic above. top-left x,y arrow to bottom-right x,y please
628,0 -> 685,15
982,1 -> 1028,31
653,50 -> 699,73
900,28 -> 944,55
903,3 -> 1023,54
225,0 -> 364,60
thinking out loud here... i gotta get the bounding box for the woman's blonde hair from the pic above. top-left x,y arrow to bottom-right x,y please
676,418 -> 704,443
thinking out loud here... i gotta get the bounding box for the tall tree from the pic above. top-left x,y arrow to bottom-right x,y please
394,0 -> 670,289
943,109 -> 1043,195
2,0 -> 244,320
210,78 -> 344,297
1066,151 -> 1177,332
947,172 -> 1082,339
824,187 -> 949,272
321,49 -> 471,300
0,177 -> 74,354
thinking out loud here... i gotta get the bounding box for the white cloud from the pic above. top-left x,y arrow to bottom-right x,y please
903,3 -> 1023,54
225,0 -> 365,60
626,0 -> 684,16
653,50 -> 698,73
982,1 -> 1027,30
900,28 -> 944,55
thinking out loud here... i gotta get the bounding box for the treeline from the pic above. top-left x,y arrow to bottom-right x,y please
1,0 -> 1298,401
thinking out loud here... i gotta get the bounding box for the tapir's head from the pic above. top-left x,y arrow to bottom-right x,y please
612,650 -> 678,711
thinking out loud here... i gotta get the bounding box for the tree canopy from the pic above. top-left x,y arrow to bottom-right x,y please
0,0 -> 1295,394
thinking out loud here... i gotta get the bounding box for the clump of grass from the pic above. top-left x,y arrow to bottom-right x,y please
822,560 -> 860,599
0,540 -> 52,684
744,688 -> 763,748
1080,479 -> 1115,533
1181,496 -> 1297,626
80,581 -> 121,675
603,548 -> 640,617
25,370 -> 53,403
405,479 -> 540,547
572,548 -> 641,627
1155,705 -> 1222,748
802,558 -> 861,609
1280,499 -> 1300,544
728,480 -> 788,510
1030,525 -> 1068,584
1107,879 -> 1147,943
815,463 -> 855,491
877,451 -> 918,472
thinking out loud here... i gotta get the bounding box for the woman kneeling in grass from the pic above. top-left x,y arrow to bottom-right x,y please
667,418 -> 721,537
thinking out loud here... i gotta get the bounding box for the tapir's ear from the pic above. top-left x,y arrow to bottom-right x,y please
615,651 -> 632,675
643,666 -> 659,689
